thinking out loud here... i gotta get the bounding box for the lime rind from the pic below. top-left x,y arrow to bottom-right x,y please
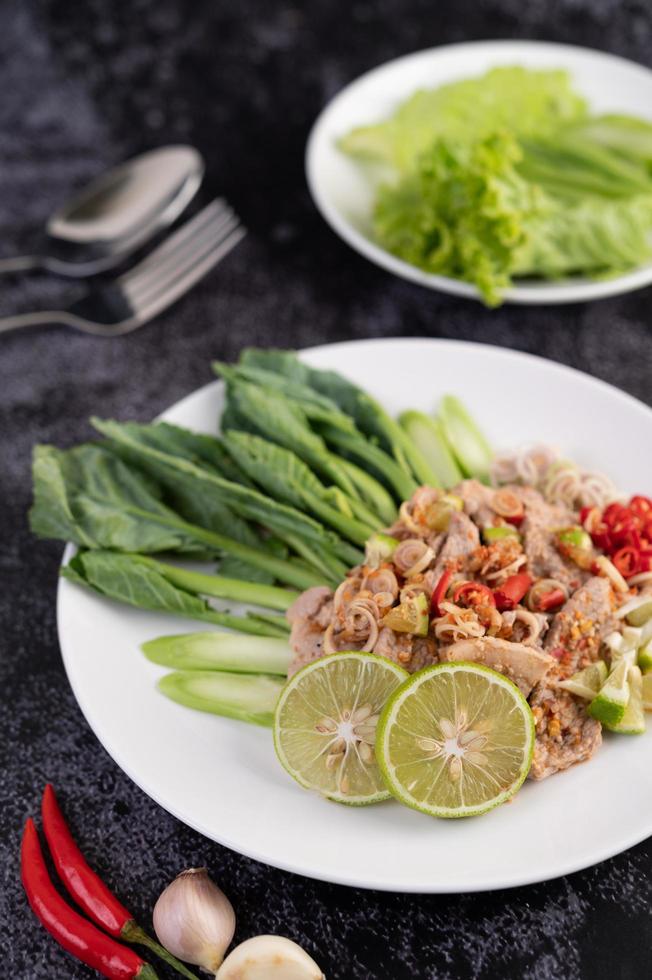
604,665 -> 646,735
273,651 -> 408,806
558,661 -> 608,701
638,638 -> 652,674
588,657 -> 630,726
642,672 -> 652,710
376,662 -> 535,819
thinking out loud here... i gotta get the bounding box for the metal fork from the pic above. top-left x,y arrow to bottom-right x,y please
0,199 -> 245,336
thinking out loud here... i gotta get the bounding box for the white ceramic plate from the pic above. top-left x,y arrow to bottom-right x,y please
58,339 -> 652,892
306,40 -> 652,305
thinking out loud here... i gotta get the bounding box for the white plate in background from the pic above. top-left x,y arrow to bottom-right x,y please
306,41 -> 652,304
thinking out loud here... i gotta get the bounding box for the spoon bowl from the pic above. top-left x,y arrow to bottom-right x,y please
2,145 -> 204,277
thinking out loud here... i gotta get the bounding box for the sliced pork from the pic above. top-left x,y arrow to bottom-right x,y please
528,683 -> 602,779
544,576 -> 615,677
440,636 -> 554,696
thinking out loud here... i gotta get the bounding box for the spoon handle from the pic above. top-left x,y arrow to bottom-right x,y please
0,254 -> 44,273
0,310 -> 79,334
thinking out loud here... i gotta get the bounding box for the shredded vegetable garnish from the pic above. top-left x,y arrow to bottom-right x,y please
490,445 -> 618,510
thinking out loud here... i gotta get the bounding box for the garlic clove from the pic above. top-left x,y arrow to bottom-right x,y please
153,867 -> 235,973
215,935 -> 324,980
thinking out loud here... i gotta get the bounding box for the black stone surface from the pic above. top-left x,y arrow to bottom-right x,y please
1,1 -> 651,977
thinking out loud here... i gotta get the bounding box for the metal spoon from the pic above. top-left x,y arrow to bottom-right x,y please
0,145 -> 204,277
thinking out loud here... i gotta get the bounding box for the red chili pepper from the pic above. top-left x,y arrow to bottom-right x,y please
603,502 -> 628,528
590,526 -> 612,552
21,819 -> 158,980
431,568 -> 452,616
505,513 -> 524,527
453,581 -> 496,607
537,588 -> 566,612
612,546 -> 640,578
630,495 -> 652,519
493,573 -> 533,611
41,786 -> 198,980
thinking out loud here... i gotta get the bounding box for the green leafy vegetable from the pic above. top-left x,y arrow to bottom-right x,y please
92,417 -> 361,573
339,67 -> 587,173
62,551 -> 287,637
142,631 -> 291,675
158,670 -> 284,725
223,430 -> 375,545
339,67 -> 652,305
31,443 -> 325,590
238,348 -> 438,485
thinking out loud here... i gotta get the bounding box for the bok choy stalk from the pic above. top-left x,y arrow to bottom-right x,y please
158,671 -> 284,726
221,430 -> 376,545
116,554 -> 299,611
143,632 -> 292,675
398,411 -> 463,488
92,417 -> 363,571
438,395 -> 493,482
317,423 -> 419,500
30,444 -> 325,590
237,348 -> 441,486
63,551 -> 290,637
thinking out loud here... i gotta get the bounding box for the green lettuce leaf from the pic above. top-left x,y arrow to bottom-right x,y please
374,131 -> 652,305
339,66 -> 587,173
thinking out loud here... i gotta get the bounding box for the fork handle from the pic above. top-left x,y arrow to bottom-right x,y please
0,310 -> 83,334
0,255 -> 44,274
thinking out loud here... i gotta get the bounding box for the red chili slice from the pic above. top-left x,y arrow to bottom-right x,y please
537,588 -> 566,612
611,546 -> 640,578
493,573 -> 533,612
590,526 -> 612,552
603,502 -> 629,528
453,581 -> 496,608
630,495 -> 652,519
431,569 -> 452,616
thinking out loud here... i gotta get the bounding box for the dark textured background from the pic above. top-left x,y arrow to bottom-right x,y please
1,1 -> 651,977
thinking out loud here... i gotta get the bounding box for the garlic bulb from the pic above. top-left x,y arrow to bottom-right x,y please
216,935 -> 323,980
153,868 -> 235,973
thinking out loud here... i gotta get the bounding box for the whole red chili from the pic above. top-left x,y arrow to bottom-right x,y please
431,568 -> 452,616
493,573 -> 533,612
21,818 -> 158,980
41,785 -> 198,980
453,581 -> 496,608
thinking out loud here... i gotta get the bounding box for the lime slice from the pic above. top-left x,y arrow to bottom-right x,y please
376,662 -> 535,819
382,593 -> 429,636
559,661 -> 608,700
638,638 -> 652,674
588,657 -> 630,726
604,666 -> 646,734
273,652 -> 408,805
643,672 -> 652,710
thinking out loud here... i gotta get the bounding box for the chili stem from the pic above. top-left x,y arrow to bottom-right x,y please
123,922 -> 200,980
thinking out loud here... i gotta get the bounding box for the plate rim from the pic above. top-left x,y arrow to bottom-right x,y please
56,337 -> 652,892
305,38 -> 652,305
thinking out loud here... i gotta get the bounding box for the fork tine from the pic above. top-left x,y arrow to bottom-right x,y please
134,225 -> 246,325
124,215 -> 239,304
119,199 -> 232,287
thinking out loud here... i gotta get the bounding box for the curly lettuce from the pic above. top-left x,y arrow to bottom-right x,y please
374,131 -> 652,305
